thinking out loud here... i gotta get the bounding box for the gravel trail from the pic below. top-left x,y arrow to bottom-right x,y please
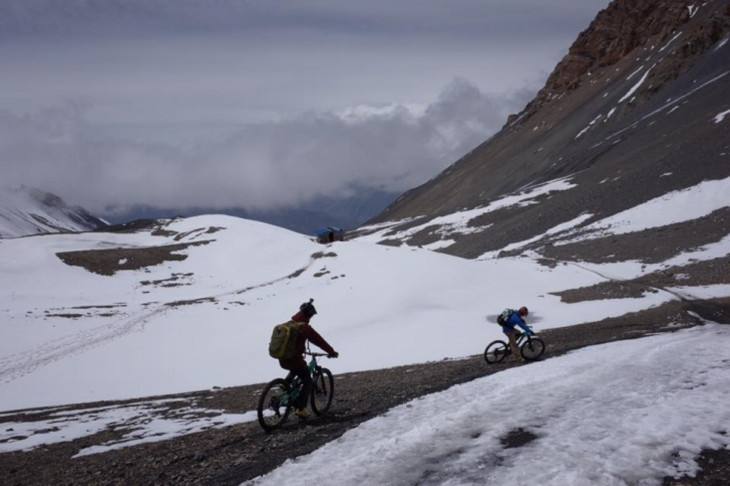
1,298 -> 728,486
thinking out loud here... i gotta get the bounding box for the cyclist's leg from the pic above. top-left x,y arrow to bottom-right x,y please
290,365 -> 312,410
504,330 -> 523,362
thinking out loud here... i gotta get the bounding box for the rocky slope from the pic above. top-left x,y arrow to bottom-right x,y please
360,0 -> 730,263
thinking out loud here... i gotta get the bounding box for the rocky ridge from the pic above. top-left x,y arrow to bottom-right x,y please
364,0 -> 729,265
527,0 -> 726,115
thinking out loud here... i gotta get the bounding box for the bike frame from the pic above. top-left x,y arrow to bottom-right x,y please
307,353 -> 321,374
514,332 -> 530,347
284,351 -> 326,401
257,347 -> 335,431
484,329 -> 545,364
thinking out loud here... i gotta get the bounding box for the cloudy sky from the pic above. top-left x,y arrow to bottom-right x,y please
1,0 -> 609,216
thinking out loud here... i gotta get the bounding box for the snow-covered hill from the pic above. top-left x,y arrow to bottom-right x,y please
0,185 -> 106,239
1,210 -> 729,483
0,209 -> 724,412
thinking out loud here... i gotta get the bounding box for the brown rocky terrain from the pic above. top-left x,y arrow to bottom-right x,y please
529,0 -> 726,114
365,0 -> 730,265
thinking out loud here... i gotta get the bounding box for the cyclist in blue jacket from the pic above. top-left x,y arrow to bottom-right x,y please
501,306 -> 533,363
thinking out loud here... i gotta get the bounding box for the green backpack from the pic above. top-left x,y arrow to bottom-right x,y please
268,320 -> 303,359
497,308 -> 514,326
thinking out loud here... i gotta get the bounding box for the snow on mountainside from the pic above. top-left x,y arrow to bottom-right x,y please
0,186 -> 107,239
363,0 -> 730,263
1,205 -> 728,412
1,211 -> 728,485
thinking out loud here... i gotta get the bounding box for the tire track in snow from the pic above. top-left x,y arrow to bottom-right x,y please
0,257 -> 319,384
0,307 -> 169,384
566,261 -> 700,302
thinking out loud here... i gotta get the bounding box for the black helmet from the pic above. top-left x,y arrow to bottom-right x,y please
300,298 -> 317,318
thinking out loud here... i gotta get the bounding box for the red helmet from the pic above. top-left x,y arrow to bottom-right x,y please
518,306 -> 529,316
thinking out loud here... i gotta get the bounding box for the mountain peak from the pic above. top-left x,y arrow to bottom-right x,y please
362,0 -> 729,263
515,0 -> 727,128
0,185 -> 107,239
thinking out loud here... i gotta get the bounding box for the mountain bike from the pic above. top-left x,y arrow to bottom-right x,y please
484,331 -> 545,364
257,349 -> 335,432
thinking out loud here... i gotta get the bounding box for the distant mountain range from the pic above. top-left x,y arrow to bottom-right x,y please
0,185 -> 398,239
0,186 -> 107,239
101,188 -> 400,236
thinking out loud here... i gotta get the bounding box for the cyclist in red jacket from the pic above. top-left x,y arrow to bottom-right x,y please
279,299 -> 338,419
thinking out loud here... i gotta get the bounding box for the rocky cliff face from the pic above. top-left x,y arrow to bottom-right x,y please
359,0 -> 730,263
519,0 -> 727,123
543,1 -> 692,91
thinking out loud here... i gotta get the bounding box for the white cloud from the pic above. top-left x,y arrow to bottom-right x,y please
0,0 -> 611,215
0,79 -> 531,214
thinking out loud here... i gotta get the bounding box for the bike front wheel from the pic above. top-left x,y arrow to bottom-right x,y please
310,367 -> 334,416
521,337 -> 545,361
484,340 -> 509,364
257,378 -> 292,432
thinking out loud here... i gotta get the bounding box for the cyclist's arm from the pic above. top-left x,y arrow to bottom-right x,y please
301,325 -> 337,356
509,314 -> 533,334
516,321 -> 533,334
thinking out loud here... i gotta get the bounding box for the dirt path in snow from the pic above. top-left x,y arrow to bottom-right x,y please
1,298 -> 728,485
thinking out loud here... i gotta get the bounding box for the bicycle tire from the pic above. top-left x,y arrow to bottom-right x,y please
257,378 -> 292,432
520,337 -> 545,361
484,340 -> 509,364
310,367 -> 334,416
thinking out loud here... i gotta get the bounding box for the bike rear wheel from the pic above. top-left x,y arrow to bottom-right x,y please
257,378 -> 292,432
520,337 -> 545,361
310,367 -> 334,416
484,340 -> 509,364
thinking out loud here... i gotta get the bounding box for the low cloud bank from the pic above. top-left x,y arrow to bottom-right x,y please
1,79 -> 532,215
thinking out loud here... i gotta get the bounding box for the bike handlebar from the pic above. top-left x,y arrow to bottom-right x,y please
515,331 -> 537,339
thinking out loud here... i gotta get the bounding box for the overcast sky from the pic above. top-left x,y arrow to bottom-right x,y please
1,0 -> 610,216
